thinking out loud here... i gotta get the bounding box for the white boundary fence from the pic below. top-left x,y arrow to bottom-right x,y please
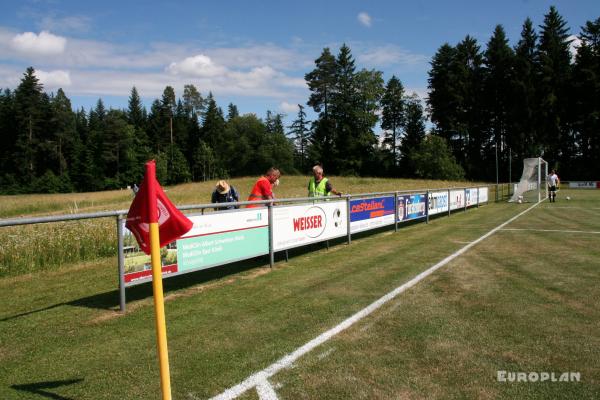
0,185 -> 493,312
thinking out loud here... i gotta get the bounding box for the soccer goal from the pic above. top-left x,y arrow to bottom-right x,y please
509,157 -> 548,203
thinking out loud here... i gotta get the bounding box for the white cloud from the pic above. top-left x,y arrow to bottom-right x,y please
358,12 -> 372,27
166,54 -> 227,77
209,45 -> 311,70
279,102 -> 299,114
39,15 -> 91,33
357,44 -> 428,68
36,69 -> 71,88
568,34 -> 581,58
0,26 -> 312,104
10,31 -> 66,55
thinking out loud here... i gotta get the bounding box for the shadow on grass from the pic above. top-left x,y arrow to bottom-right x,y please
11,378 -> 83,400
1,255 -> 270,321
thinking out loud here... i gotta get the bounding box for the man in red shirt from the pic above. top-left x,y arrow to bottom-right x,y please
247,167 -> 281,207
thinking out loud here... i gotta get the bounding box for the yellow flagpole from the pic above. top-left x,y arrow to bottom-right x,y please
149,221 -> 172,400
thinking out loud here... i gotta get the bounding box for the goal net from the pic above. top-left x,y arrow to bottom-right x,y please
509,157 -> 548,203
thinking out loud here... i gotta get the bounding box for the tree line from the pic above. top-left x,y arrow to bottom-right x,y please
0,6 -> 598,194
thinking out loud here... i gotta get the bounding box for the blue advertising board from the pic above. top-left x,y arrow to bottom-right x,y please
349,196 -> 395,233
397,193 -> 427,222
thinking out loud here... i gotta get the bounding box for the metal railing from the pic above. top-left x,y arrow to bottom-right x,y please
1,184 -> 499,312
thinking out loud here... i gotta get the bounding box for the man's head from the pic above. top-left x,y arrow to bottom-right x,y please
551,169 -> 556,174
216,180 -> 230,194
312,165 -> 324,179
265,167 -> 281,184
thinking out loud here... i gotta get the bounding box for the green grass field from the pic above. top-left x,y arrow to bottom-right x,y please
1,185 -> 598,399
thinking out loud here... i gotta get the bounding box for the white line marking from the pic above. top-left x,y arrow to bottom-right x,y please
208,201 -> 542,400
256,379 -> 279,400
501,228 -> 600,234
543,206 -> 600,210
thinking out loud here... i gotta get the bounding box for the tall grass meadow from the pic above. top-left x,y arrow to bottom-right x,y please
0,218 -> 116,277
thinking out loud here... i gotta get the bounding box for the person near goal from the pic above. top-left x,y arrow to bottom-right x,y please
547,169 -> 560,202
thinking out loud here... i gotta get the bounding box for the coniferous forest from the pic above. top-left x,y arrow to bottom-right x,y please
0,7 -> 598,194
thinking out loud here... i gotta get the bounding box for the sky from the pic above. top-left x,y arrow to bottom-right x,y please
0,0 -> 598,126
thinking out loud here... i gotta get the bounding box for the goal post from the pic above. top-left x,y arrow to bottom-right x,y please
509,157 -> 548,203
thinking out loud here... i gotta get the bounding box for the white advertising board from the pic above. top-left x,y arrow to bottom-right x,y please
428,190 -> 449,215
465,188 -> 479,207
479,187 -> 489,203
449,189 -> 465,210
181,208 -> 268,239
272,200 -> 348,251
568,181 -> 599,189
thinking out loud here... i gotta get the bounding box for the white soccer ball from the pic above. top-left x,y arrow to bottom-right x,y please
566,196 -> 571,201
517,195 -> 523,204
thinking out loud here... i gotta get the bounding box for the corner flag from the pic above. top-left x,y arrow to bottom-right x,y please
126,160 -> 193,254
125,160 -> 192,400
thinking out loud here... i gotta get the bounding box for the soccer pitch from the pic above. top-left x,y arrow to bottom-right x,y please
1,188 -> 599,399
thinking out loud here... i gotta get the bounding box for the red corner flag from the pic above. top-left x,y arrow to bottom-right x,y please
126,160 -> 193,254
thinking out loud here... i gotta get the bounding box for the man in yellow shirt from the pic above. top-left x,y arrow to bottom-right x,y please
307,165 -> 342,197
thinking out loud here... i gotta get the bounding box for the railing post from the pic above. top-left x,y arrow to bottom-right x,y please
448,188 -> 451,217
464,188 -> 467,212
346,195 -> 352,245
268,203 -> 274,268
426,190 -> 430,224
394,191 -> 399,232
477,187 -> 480,208
117,215 -> 126,313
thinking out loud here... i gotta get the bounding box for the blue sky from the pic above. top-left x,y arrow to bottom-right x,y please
0,0 -> 597,125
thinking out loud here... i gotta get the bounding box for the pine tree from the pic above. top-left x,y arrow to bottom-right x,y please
453,36 -> 485,175
0,89 -> 16,186
227,103 -> 239,120
48,88 -> 77,190
511,18 -> 540,161
381,75 -> 405,170
484,25 -> 515,182
399,94 -> 426,176
571,17 -> 600,178
201,93 -> 226,173
265,111 -> 295,173
127,86 -> 145,129
288,104 -> 310,171
13,67 -> 50,185
428,44 -> 459,140
305,47 -> 337,167
537,6 -> 573,169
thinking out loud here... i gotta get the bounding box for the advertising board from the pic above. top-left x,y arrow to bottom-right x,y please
479,187 -> 489,203
428,190 -> 449,215
123,208 -> 269,284
397,193 -> 427,222
465,188 -> 479,207
568,181 -> 600,189
272,200 -> 347,251
350,196 -> 395,233
449,189 -> 465,210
